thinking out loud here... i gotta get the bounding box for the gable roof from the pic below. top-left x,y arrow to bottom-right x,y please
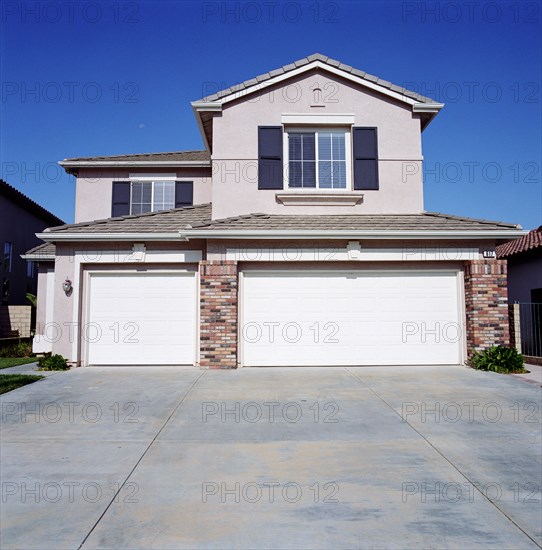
36,205 -> 524,242
59,150 -> 211,174
192,53 -> 444,150
0,180 -> 64,226
195,53 -> 437,105
496,226 -> 542,258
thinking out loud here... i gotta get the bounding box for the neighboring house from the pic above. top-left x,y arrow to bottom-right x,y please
497,227 -> 542,359
497,227 -> 542,303
0,179 -> 63,305
29,53 -> 524,367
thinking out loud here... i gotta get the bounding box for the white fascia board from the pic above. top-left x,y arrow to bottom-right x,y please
191,104 -> 214,152
180,229 -> 526,240
197,61 -> 433,109
36,232 -> 188,242
281,113 -> 356,125
413,102 -> 445,113
20,254 -> 55,261
59,160 -> 211,168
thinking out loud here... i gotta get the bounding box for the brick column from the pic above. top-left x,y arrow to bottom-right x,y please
464,259 -> 509,356
199,261 -> 238,369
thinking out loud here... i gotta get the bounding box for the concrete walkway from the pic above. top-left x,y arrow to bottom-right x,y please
1,365 -> 541,549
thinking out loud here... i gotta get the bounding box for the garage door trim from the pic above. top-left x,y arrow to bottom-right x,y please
81,268 -> 199,367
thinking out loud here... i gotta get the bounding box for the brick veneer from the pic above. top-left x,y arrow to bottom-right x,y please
464,259 -> 509,355
199,260 -> 238,369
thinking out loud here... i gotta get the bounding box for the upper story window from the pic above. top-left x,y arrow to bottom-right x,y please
3,242 -> 12,273
131,181 -> 175,215
287,129 -> 348,189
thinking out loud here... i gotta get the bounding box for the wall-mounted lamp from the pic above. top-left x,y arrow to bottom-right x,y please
62,277 -> 73,296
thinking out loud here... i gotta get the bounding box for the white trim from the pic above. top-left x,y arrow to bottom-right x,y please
275,192 -> 363,206
36,229 -> 526,242
413,103 -> 445,113
59,160 -> 211,168
129,174 -> 177,180
284,127 -> 351,190
70,250 -> 201,363
21,254 -> 55,261
37,232 -> 189,242
179,229 -> 526,240
281,113 -> 356,125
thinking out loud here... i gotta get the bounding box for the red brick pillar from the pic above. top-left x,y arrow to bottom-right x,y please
199,260 -> 238,369
464,259 -> 509,356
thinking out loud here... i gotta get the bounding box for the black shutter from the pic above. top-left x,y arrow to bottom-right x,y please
353,127 -> 379,190
111,181 -> 131,217
258,126 -> 283,189
175,181 -> 193,207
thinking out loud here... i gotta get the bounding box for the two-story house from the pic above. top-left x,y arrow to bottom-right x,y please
30,54 -> 524,368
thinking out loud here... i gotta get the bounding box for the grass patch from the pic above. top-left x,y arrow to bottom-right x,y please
0,357 -> 37,369
0,374 -> 44,394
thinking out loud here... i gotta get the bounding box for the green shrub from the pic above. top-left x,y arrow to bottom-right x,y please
468,346 -> 525,373
38,354 -> 69,371
0,342 -> 33,358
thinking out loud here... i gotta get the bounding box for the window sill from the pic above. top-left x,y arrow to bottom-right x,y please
275,192 -> 364,206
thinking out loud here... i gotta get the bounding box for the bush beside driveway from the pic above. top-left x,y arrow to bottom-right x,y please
1,366 -> 540,549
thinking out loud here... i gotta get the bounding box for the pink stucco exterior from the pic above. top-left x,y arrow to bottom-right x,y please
211,70 -> 424,219
74,168 -> 212,223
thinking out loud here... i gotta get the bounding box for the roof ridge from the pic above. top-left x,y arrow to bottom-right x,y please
196,52 -> 438,105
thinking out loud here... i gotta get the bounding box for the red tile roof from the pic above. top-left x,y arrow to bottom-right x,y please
496,226 -> 542,258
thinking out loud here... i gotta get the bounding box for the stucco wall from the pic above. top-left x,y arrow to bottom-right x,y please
51,241 -> 205,364
74,168 -> 212,223
211,69 -> 425,219
0,194 -> 59,304
507,252 -> 542,302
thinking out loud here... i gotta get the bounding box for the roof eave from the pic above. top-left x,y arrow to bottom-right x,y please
181,229 -> 527,240
36,232 -> 189,242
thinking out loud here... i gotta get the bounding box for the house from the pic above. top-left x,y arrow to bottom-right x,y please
497,227 -> 542,360
0,180 -> 63,338
29,53 -> 525,368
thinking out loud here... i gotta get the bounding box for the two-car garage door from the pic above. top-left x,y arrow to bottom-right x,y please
86,272 -> 197,366
241,271 -> 462,366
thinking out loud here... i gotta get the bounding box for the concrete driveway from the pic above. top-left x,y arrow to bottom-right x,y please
1,366 -> 541,549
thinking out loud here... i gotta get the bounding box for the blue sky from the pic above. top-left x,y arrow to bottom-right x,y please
1,0 -> 540,228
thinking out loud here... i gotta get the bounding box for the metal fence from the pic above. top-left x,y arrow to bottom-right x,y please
517,303 -> 542,358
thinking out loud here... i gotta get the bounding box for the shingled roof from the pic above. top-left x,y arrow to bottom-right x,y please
497,226 -> 542,258
44,203 -> 212,234
39,204 -> 522,239
187,211 -> 521,232
195,53 -> 437,104
23,242 -> 56,260
60,150 -> 210,164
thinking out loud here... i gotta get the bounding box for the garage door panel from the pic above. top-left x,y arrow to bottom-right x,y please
87,272 -> 196,366
242,271 -> 461,366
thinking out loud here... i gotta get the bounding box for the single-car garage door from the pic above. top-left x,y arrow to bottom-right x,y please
86,271 -> 197,366
241,270 -> 462,366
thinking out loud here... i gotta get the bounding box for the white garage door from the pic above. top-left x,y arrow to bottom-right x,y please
86,272 -> 197,366
241,271 -> 462,366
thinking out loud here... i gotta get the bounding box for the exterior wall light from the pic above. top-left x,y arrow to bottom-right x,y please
62,278 -> 73,296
